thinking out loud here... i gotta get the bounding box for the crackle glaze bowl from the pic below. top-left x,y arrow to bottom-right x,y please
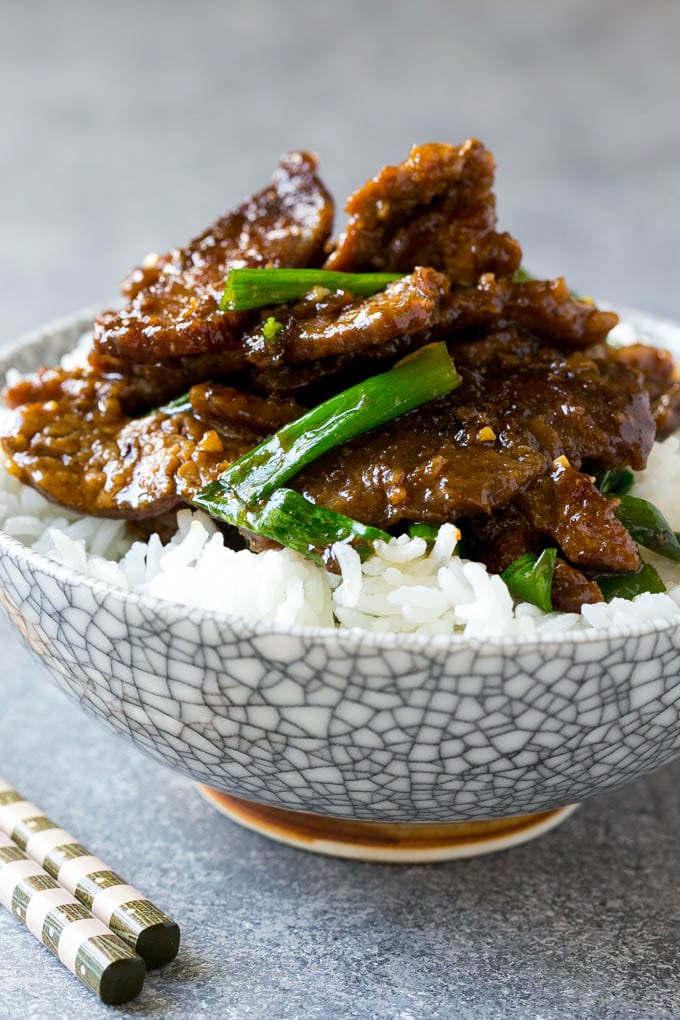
1,308 -> 680,861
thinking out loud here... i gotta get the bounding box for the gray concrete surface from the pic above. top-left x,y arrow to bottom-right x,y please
1,1 -> 680,1016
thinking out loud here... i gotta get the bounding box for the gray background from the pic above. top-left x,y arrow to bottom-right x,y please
1,1 -> 680,1017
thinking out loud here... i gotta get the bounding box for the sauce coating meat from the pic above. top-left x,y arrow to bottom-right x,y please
2,140 -> 676,611
296,330 -> 653,575
94,151 -> 334,363
325,140 -> 521,284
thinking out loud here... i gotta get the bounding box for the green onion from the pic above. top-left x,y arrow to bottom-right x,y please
614,494 -> 680,563
193,342 -> 460,559
262,316 -> 284,343
593,563 -> 666,602
501,548 -> 557,612
407,522 -> 441,544
595,468 -> 635,497
195,485 -> 389,565
209,343 -> 459,505
220,268 -> 404,312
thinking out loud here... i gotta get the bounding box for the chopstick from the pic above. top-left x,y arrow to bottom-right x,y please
0,830 -> 145,1004
0,777 -> 180,1003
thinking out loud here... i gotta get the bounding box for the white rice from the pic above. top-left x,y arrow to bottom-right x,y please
2,338 -> 680,637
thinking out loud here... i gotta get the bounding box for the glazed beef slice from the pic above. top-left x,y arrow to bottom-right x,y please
93,152 -> 334,363
296,331 -> 656,531
325,139 -> 521,284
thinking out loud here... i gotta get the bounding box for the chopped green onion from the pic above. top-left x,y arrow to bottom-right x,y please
194,485 -> 388,565
614,494 -> 680,562
407,522 -> 440,544
595,468 -> 635,497
220,268 -> 404,312
193,342 -> 460,560
262,316 -> 284,343
501,548 -> 557,612
592,562 -> 666,602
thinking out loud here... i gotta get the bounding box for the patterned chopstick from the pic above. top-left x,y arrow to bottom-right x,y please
0,779 -> 180,968
0,830 -> 145,1004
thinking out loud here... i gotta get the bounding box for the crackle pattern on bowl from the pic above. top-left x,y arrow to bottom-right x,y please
1,309 -> 680,823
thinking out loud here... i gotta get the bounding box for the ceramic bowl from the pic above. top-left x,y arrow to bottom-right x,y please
1,309 -> 680,857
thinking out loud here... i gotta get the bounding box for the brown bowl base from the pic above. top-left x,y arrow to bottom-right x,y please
196,787 -> 578,862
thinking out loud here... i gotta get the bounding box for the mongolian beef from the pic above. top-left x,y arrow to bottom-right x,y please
4,139 -> 680,615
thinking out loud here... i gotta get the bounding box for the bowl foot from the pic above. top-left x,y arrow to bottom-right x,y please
196,787 -> 578,862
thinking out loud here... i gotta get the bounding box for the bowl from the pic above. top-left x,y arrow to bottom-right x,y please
1,308 -> 680,860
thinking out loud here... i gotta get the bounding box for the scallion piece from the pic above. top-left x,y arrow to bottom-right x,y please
407,522 -> 440,544
501,548 -> 557,612
209,343 -> 459,505
195,485 -> 389,565
614,494 -> 680,562
595,468 -> 635,497
220,268 -> 404,312
262,316 -> 284,343
593,563 -> 666,602
193,342 -> 460,560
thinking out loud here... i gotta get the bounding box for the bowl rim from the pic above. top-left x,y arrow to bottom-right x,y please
1,305 -> 680,654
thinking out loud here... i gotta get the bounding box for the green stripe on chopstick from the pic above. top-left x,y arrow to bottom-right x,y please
0,790 -> 22,807
0,779 -> 179,969
10,815 -> 57,848
0,831 -> 145,1005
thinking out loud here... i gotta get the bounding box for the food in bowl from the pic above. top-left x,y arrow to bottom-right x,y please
1,316 -> 680,828
2,140 -> 680,640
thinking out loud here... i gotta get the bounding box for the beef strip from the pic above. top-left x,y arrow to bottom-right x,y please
298,435 -> 548,527
449,330 -> 655,471
296,330 -> 655,533
249,333 -> 422,398
247,275 -> 617,395
551,560 -> 604,612
14,270 -> 616,421
188,383 -> 302,443
0,367 -> 308,518
5,345 -> 260,423
431,275 -> 617,349
499,277 -> 618,348
243,267 -> 449,367
518,459 -> 640,572
325,140 -> 521,284
85,348 -> 250,414
459,506 -> 536,574
93,152 -> 334,363
607,342 -> 680,440
1,372 -> 242,517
